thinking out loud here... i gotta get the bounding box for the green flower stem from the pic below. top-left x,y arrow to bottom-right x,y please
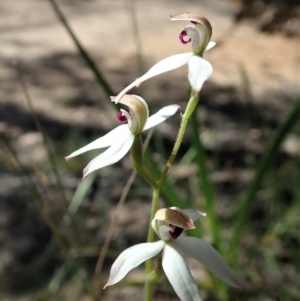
145,278 -> 154,301
145,91 -> 200,301
131,134 -> 160,301
130,135 -> 161,301
147,187 -> 161,241
159,91 -> 200,185
145,187 -> 160,301
130,134 -> 158,188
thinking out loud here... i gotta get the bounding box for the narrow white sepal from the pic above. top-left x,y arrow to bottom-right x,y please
188,56 -> 213,92
162,244 -> 203,301
173,237 -> 240,288
143,105 -> 180,131
65,124 -> 129,160
104,241 -> 165,288
114,52 -> 193,103
83,133 -> 134,179
205,41 -> 216,52
183,209 -> 206,222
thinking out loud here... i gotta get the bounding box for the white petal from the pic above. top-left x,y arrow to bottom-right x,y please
65,124 -> 129,160
173,237 -> 240,288
143,105 -> 180,131
83,133 -> 134,178
151,219 -> 160,238
188,56 -> 213,92
183,209 -> 206,222
159,225 -> 173,241
205,41 -> 216,52
162,244 -> 202,301
151,220 -> 173,240
104,241 -> 165,288
114,53 -> 193,103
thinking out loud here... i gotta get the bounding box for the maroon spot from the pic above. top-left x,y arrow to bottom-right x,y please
169,224 -> 184,239
117,112 -> 127,123
179,30 -> 191,44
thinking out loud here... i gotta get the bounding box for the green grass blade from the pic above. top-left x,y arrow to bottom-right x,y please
47,0 -> 114,98
63,174 -> 96,225
229,96 -> 300,263
190,110 -> 222,251
125,0 -> 144,73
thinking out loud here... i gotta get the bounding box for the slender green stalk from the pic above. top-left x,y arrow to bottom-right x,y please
130,133 -> 161,301
131,135 -> 158,188
145,150 -> 185,208
159,92 -> 199,185
145,187 -> 160,301
129,132 -> 161,301
229,96 -> 300,263
147,187 -> 161,242
47,0 -> 114,98
145,92 -> 201,301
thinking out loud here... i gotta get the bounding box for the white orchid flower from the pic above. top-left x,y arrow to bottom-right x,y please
104,207 -> 240,301
65,95 -> 179,179
114,13 -> 215,103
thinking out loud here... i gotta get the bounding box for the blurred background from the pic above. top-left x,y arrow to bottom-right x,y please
0,0 -> 299,300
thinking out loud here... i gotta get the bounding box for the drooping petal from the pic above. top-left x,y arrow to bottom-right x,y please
188,56 -> 213,92
114,52 -> 193,103
172,237 -> 240,288
65,124 -> 129,160
162,244 -> 203,301
183,209 -> 206,222
104,241 -> 165,288
83,133 -> 134,178
143,105 -> 180,131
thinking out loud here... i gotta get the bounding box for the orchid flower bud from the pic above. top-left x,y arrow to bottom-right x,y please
151,207 -> 195,241
113,94 -> 149,135
169,13 -> 212,56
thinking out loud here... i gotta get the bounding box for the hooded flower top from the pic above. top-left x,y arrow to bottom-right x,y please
114,13 -> 216,103
104,207 -> 240,301
65,95 -> 179,179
